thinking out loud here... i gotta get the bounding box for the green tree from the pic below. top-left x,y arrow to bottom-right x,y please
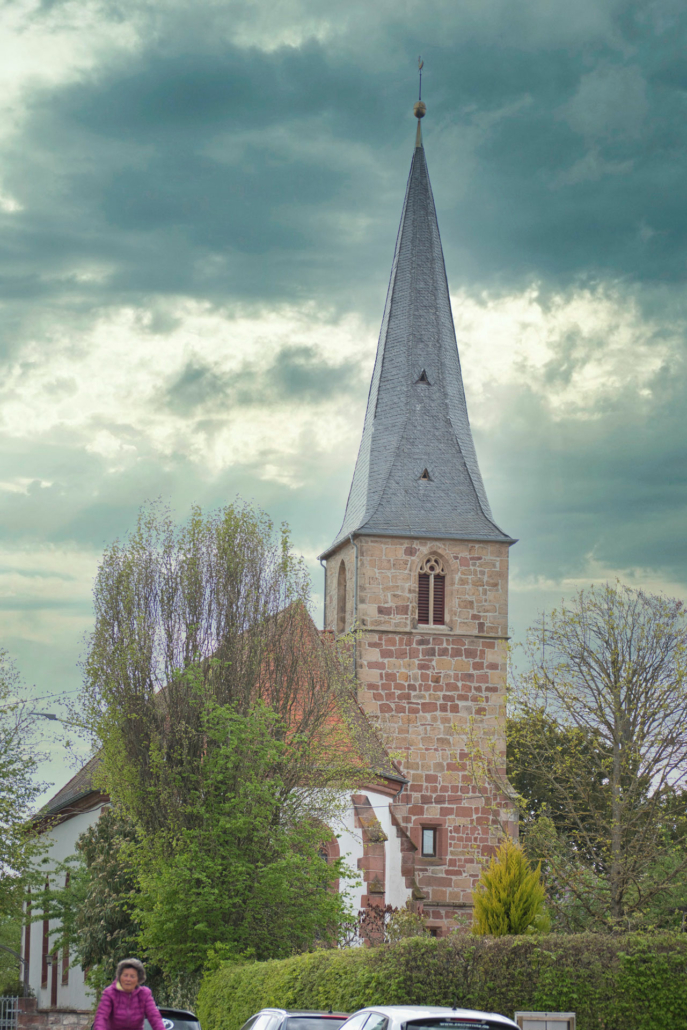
72,501 -> 367,976
511,583 -> 687,924
0,650 -> 46,922
0,913 -> 25,995
518,813 -> 607,932
135,701 -> 349,974
472,837 -> 549,936
74,501 -> 364,835
519,802 -> 687,933
508,712 -> 620,870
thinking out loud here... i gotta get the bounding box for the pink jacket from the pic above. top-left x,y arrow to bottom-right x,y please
93,982 -> 165,1030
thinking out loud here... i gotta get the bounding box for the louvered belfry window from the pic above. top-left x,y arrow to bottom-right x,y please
418,556 -> 446,626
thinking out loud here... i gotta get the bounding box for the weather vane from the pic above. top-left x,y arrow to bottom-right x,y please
414,57 -> 426,142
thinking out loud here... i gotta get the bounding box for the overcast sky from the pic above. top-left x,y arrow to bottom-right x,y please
3,0 -> 687,798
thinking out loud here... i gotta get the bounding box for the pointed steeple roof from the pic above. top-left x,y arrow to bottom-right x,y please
321,111 -> 512,558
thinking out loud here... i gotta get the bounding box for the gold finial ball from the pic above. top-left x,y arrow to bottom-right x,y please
414,101 -> 426,119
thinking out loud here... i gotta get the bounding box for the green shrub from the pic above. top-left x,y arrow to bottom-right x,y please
385,905 -> 430,943
197,933 -> 687,1030
472,838 -> 550,935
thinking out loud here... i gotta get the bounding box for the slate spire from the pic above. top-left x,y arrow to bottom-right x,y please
321,104 -> 512,557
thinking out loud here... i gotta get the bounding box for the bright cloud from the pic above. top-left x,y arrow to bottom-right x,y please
455,285 -> 676,422
0,299 -> 373,484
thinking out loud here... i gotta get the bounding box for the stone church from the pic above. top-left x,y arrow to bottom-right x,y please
318,100 -> 517,934
23,100 -> 516,1015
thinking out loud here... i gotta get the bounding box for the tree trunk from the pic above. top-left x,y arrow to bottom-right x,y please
610,717 -> 623,919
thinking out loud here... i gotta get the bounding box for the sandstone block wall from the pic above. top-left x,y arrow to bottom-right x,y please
18,1000 -> 92,1030
325,535 -> 516,934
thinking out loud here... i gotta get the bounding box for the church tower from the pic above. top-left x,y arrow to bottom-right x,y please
320,100 -> 517,933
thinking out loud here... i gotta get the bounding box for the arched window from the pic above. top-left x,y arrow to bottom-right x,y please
337,560 -> 347,634
418,555 -> 446,626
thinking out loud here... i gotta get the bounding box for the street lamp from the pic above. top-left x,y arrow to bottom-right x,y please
34,713 -> 89,730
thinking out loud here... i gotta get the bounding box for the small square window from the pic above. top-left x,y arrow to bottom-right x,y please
421,827 -> 437,857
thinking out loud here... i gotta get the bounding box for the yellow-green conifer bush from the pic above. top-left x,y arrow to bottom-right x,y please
472,837 -> 550,935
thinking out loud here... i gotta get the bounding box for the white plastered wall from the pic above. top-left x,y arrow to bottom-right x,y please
334,789 -> 412,920
27,805 -> 106,1011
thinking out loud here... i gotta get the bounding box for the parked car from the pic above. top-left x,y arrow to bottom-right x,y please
145,1008 -> 202,1030
337,1007 -> 519,1030
239,1010 -> 349,1030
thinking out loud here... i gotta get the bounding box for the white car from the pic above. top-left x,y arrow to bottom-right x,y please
338,1006 -> 518,1030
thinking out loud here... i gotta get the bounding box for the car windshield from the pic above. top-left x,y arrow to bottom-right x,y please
285,1018 -> 348,1030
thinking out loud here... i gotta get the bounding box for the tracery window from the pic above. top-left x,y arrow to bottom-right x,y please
418,555 -> 446,626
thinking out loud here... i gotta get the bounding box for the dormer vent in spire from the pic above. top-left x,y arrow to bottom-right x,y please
416,370 -> 431,384
420,469 -> 432,481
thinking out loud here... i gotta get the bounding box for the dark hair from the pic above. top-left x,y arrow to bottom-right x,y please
115,958 -> 146,984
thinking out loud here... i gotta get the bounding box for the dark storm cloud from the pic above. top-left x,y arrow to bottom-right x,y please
3,0 -> 687,341
165,345 -> 363,413
62,46 -> 383,142
0,39 -> 394,330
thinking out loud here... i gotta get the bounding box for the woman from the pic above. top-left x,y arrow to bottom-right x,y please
93,959 -> 165,1030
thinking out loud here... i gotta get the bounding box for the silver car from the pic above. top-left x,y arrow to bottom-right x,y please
338,1006 -> 519,1030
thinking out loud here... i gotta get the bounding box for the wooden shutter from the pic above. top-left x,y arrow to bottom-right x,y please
433,575 -> 445,625
61,873 -> 69,985
418,574 -> 430,624
24,891 -> 31,989
41,880 -> 49,988
51,950 -> 58,1006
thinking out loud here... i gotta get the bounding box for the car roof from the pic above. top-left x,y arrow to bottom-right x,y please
158,1011 -> 199,1021
348,1007 -> 517,1028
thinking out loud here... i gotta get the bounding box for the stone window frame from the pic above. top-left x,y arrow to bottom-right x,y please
410,547 -> 453,630
412,818 -> 448,865
421,826 -> 437,857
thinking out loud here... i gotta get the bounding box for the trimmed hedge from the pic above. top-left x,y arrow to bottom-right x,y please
197,933 -> 687,1030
